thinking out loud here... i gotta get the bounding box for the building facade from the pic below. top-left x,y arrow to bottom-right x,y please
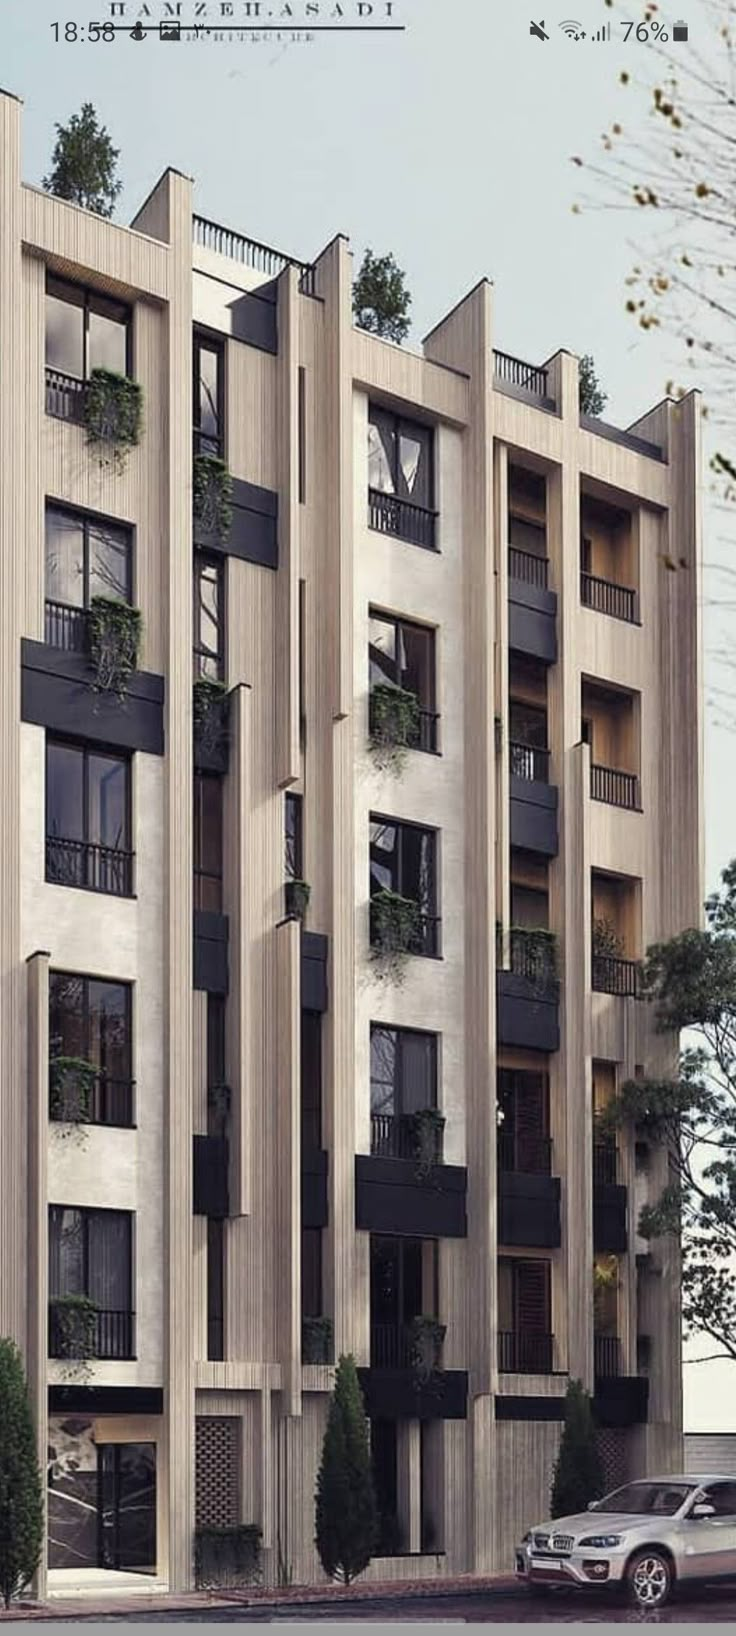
0,88 -> 702,1594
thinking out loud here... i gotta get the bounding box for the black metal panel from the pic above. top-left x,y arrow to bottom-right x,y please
193,910 -> 229,994
230,282 -> 278,354
495,1394 -> 566,1422
357,1367 -> 468,1421
498,1171 -> 561,1249
355,1155 -> 467,1239
302,1146 -> 329,1229
509,775 -> 558,857
21,639 -> 165,756
49,1385 -> 163,1415
302,931 -> 328,1013
594,1374 -> 649,1428
193,1134 -> 229,1218
593,1183 -> 629,1252
508,582 -> 558,664
496,972 -> 560,1053
195,477 -> 278,570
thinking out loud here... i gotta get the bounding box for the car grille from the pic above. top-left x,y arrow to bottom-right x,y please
532,1531 -> 574,1557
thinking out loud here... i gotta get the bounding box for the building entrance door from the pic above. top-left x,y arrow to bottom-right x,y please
97,1443 -> 156,1573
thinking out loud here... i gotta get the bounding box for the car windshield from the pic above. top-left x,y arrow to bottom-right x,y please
594,1482 -> 694,1517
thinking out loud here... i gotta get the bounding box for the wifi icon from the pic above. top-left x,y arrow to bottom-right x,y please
560,19 -> 585,37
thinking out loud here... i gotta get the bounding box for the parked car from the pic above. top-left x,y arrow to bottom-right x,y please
516,1475 -> 736,1608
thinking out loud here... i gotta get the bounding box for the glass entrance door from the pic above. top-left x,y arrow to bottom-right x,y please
97,1443 -> 156,1573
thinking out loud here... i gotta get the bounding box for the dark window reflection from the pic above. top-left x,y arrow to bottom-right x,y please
194,553 -> 224,681
194,773 -> 224,912
194,333 -> 224,457
46,741 -> 131,895
45,275 -> 130,380
368,407 -> 433,510
370,1025 -> 437,1119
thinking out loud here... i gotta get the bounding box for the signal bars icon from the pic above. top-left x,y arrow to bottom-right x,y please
559,19 -> 611,41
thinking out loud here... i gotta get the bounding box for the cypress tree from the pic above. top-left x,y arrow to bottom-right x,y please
550,1379 -> 604,1519
315,1354 -> 378,1584
0,1338 -> 44,1609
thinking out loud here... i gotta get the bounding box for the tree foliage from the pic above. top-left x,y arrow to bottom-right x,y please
315,1354 -> 378,1583
352,250 -> 411,345
0,1338 -> 44,1609
578,354 -> 608,417
550,1380 -> 604,1519
600,860 -> 736,1362
43,103 -> 122,217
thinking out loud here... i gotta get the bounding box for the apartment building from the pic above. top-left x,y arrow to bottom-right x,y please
0,88 -> 702,1593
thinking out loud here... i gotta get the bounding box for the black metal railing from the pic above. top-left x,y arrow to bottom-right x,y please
369,1321 -> 444,1372
594,1333 -> 622,1378
581,571 -> 639,625
192,213 -> 316,293
508,545 -> 550,589
368,693 -> 439,755
591,765 -> 641,811
46,837 -> 134,897
593,1139 -> 619,1186
370,903 -> 441,959
370,1111 -> 443,1164
368,487 -> 438,551
45,367 -> 87,424
592,953 -> 642,998
508,928 -> 557,988
49,1072 -> 135,1129
498,1331 -> 554,1374
498,1130 -> 552,1176
509,740 -> 550,783
493,349 -> 549,401
44,599 -> 89,654
48,1303 -> 135,1360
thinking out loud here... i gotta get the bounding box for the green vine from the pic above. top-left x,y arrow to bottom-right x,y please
193,677 -> 229,756
84,368 -> 143,472
370,888 -> 422,983
49,1056 -> 97,1124
301,1315 -> 333,1365
405,1108 -> 445,1180
509,926 -> 558,996
285,878 -> 311,922
592,917 -> 626,960
88,597 -> 142,700
408,1315 -> 446,1384
50,1294 -> 99,1360
193,454 -> 233,540
369,683 -> 421,772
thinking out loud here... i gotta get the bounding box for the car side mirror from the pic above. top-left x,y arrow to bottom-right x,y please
692,1503 -> 716,1519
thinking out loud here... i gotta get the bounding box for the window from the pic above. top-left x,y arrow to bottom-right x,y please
48,1205 -> 133,1359
368,406 -> 435,549
46,740 -> 132,896
50,972 -> 133,1127
207,996 -> 228,1138
45,505 -> 132,650
193,331 -> 225,458
301,1011 -> 322,1151
497,1257 -> 552,1373
285,793 -> 303,882
370,1236 -> 439,1365
370,1025 -> 438,1158
301,1228 -> 322,1319
207,1219 -> 224,1361
369,816 -> 439,957
194,553 -> 225,681
497,1067 -> 550,1175
46,275 -> 130,382
194,774 -> 223,913
508,700 -> 548,782
369,610 -> 437,753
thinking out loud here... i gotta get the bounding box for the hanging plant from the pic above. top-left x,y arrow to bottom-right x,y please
408,1315 -> 446,1384
193,455 -> 233,541
285,878 -> 311,922
50,1294 -> 99,1360
49,1056 -> 97,1125
368,683 -> 421,772
84,368 -> 143,472
301,1315 -> 333,1365
592,917 -> 625,960
370,888 -> 422,983
88,597 -> 142,701
193,677 -> 230,756
404,1108 -> 445,1181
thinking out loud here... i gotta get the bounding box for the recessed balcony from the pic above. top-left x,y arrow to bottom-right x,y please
368,489 -> 438,552
592,953 -> 642,998
498,1331 -> 554,1374
581,571 -> 639,625
591,764 -> 642,811
48,1301 -> 135,1361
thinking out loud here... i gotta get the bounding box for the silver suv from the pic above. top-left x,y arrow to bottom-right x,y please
516,1475 -> 736,1608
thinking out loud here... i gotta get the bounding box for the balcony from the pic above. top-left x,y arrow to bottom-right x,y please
45,836 -> 134,898
44,600 -> 89,655
368,488 -> 438,552
593,1142 -> 628,1252
493,350 -> 551,405
592,953 -> 642,998
581,572 -> 639,625
508,545 -> 549,591
45,367 -> 86,424
358,1321 -> 468,1420
594,1333 -> 622,1378
498,1331 -> 554,1374
498,1130 -> 552,1175
22,636 -> 165,757
593,1139 -> 618,1186
508,549 -> 557,665
591,765 -> 641,811
370,1111 -> 443,1164
594,1336 -> 649,1427
49,1071 -> 135,1129
509,742 -> 558,858
369,900 -> 441,960
48,1302 -> 135,1361
496,929 -> 560,1052
356,1120 -> 467,1240
497,1134 -> 560,1249
368,690 -> 439,755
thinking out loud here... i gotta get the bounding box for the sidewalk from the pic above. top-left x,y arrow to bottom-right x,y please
2,1572 -> 519,1620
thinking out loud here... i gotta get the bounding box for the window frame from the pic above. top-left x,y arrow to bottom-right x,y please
368,607 -> 438,749
193,771 -> 224,914
369,813 -> 439,951
285,792 -> 304,883
45,737 -> 133,895
45,499 -> 134,612
369,1023 -> 438,1121
193,328 -> 226,460
49,969 -> 133,1126
193,551 -> 226,682
48,1204 -> 133,1309
367,405 -> 435,512
46,273 -> 132,382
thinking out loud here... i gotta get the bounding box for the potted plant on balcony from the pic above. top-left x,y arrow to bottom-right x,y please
193,677 -> 230,759
301,1315 -> 333,1365
510,926 -> 558,997
404,1108 -> 445,1181
88,597 -> 142,702
49,1056 -> 97,1129
368,683 -> 420,773
193,454 -> 233,543
84,367 -> 143,472
370,888 -> 421,983
408,1315 -> 446,1385
285,878 -> 311,923
50,1294 -> 99,1361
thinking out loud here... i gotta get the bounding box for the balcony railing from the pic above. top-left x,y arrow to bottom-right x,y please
509,740 -> 550,783
370,902 -> 441,959
498,1331 -> 554,1374
46,837 -> 134,898
498,1130 -> 552,1176
49,1072 -> 135,1129
370,1111 -> 443,1164
591,765 -> 641,811
581,571 -> 639,625
48,1303 -> 135,1360
508,545 -> 549,589
368,488 -> 438,551
594,1333 -> 622,1378
508,928 -> 557,988
45,367 -> 86,424
368,693 -> 439,755
369,1320 -> 443,1372
192,213 -> 316,294
44,600 -> 89,654
592,953 -> 642,998
593,1139 -> 619,1186
494,349 -> 549,402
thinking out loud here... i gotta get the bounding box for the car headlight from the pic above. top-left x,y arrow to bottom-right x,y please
579,1534 -> 624,1549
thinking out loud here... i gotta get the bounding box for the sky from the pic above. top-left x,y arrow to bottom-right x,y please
2,0 -> 732,1432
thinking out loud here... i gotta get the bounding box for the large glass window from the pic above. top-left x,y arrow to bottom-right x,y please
368,407 -> 433,511
194,773 -> 224,913
45,505 -> 131,634
497,1067 -> 550,1175
369,610 -> 437,752
369,816 -> 438,955
49,1206 -> 133,1359
46,740 -> 132,895
194,553 -> 225,681
50,972 -> 133,1127
193,331 -> 224,458
370,1025 -> 437,1158
45,275 -> 130,381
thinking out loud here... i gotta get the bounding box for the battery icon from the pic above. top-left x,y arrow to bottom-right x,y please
673,20 -> 688,40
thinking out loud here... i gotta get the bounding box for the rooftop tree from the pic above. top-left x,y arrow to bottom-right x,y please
353,249 -> 411,346
43,103 -> 122,218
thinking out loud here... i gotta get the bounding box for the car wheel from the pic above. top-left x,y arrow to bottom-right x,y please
626,1549 -> 673,1609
